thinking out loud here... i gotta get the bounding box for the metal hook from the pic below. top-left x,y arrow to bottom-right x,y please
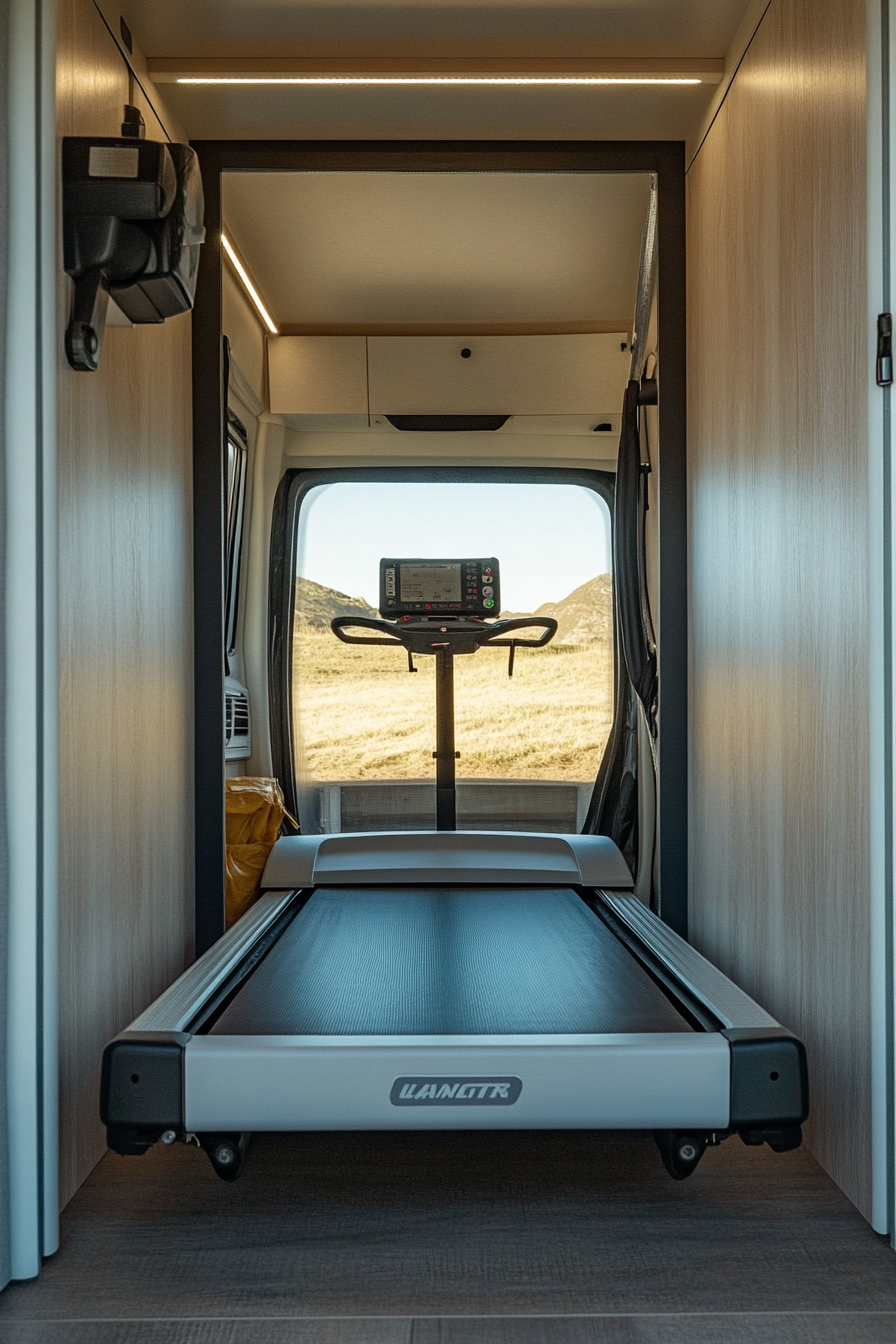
407,649 -> 417,673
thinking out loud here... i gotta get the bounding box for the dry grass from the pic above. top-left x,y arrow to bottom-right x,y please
292,629 -> 614,782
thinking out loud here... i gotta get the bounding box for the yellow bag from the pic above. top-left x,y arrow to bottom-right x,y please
225,777 -> 287,928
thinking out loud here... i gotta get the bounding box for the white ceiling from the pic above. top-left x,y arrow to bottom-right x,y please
123,0 -> 753,60
162,83 -> 716,143
222,171 -> 652,327
120,0 -> 757,141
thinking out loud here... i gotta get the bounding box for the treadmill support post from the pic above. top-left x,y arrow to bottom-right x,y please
434,646 -> 457,831
330,612 -> 557,836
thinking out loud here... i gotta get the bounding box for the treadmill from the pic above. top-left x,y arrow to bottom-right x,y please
102,559 -> 808,1181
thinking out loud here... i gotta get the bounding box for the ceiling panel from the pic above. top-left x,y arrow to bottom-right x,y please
222,171 -> 652,327
164,82 -> 715,142
122,0 -> 754,60
121,0 -> 757,140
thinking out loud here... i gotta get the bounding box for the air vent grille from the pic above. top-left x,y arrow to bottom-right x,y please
225,690 -> 251,759
385,414 -> 509,432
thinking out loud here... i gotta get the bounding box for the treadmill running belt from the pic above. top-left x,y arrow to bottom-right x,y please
209,888 -> 694,1037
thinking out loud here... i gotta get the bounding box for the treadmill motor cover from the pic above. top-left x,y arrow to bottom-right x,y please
261,831 -> 634,890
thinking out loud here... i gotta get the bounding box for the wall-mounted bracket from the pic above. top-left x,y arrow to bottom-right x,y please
638,377 -> 658,405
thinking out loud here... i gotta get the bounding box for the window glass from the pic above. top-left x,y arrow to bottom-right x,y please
226,437 -> 240,532
224,425 -> 248,656
292,480 -> 612,832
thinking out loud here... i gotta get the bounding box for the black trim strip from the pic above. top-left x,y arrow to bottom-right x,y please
189,890 -> 311,1034
192,152 -> 225,955
615,379 -> 658,729
583,891 -> 721,1032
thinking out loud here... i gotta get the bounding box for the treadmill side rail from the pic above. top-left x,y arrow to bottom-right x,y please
596,893 -> 780,1030
100,890 -> 304,1158
593,893 -> 810,1136
128,889 -> 301,1033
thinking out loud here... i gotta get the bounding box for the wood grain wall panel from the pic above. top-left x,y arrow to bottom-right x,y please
687,0 -> 869,1214
56,0 -> 194,1207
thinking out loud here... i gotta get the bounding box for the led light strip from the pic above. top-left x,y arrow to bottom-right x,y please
221,234 -> 278,335
179,76 -> 702,86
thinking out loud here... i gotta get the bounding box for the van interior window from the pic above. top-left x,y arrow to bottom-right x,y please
224,413 -> 248,657
291,479 -> 612,835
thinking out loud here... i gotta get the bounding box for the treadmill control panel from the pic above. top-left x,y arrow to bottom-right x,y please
379,557 -> 500,617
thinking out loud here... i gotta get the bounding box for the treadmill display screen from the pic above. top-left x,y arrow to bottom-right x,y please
379,557 -> 500,617
400,563 -> 461,604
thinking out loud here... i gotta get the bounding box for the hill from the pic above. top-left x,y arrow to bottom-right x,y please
501,574 -> 612,644
294,572 -> 613,644
294,576 -> 379,630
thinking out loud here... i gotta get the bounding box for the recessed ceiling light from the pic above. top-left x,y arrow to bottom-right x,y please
178,76 -> 702,87
221,234 -> 278,335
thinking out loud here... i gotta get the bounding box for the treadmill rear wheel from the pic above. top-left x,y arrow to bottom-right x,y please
198,1132 -> 250,1181
653,1130 -> 708,1180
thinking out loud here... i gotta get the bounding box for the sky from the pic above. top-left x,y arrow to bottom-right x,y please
297,481 -> 611,612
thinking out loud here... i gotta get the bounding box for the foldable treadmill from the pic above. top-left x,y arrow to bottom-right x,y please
101,558 -> 807,1181
102,829 -> 808,1181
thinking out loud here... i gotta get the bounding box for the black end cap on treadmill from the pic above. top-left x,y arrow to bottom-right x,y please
724,1027 -> 809,1128
106,1124 -> 163,1157
100,1031 -> 188,1128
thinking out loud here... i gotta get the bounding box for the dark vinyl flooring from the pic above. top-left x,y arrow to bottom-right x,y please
1,1129 -> 895,1343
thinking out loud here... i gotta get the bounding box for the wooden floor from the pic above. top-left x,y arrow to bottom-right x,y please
1,1130 -> 895,1342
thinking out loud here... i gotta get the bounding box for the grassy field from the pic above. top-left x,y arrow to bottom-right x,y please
292,628 -> 614,782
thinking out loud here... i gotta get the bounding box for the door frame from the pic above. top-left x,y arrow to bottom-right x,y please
189,139 -> 687,954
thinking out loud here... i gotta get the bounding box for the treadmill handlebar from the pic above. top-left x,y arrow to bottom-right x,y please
329,613 -> 557,830
330,614 -> 558,657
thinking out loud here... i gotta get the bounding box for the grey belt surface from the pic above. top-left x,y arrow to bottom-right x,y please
209,887 -> 695,1037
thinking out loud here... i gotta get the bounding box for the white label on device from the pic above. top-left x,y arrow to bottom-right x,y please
88,146 -> 139,178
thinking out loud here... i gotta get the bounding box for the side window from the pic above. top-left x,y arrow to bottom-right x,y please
224,412 -> 248,657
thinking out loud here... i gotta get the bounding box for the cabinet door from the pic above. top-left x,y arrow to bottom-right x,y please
367,334 -> 629,417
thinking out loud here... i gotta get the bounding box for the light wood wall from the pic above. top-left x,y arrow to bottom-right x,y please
56,0 -> 194,1206
687,0 -> 870,1214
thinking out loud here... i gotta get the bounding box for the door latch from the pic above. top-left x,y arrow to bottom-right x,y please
877,313 -> 893,386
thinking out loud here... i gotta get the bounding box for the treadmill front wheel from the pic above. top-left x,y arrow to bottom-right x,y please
653,1130 -> 708,1180
198,1131 -> 250,1182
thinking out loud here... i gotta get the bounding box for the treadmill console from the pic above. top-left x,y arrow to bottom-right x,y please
379,558 -> 500,618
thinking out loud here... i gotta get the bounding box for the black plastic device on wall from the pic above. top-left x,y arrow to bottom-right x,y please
62,106 -> 205,371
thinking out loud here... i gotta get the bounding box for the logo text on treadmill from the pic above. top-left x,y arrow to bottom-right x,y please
390,1076 -> 522,1106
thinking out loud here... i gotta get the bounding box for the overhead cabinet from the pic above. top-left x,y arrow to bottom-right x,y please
267,333 -> 630,434
368,335 -> 628,416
